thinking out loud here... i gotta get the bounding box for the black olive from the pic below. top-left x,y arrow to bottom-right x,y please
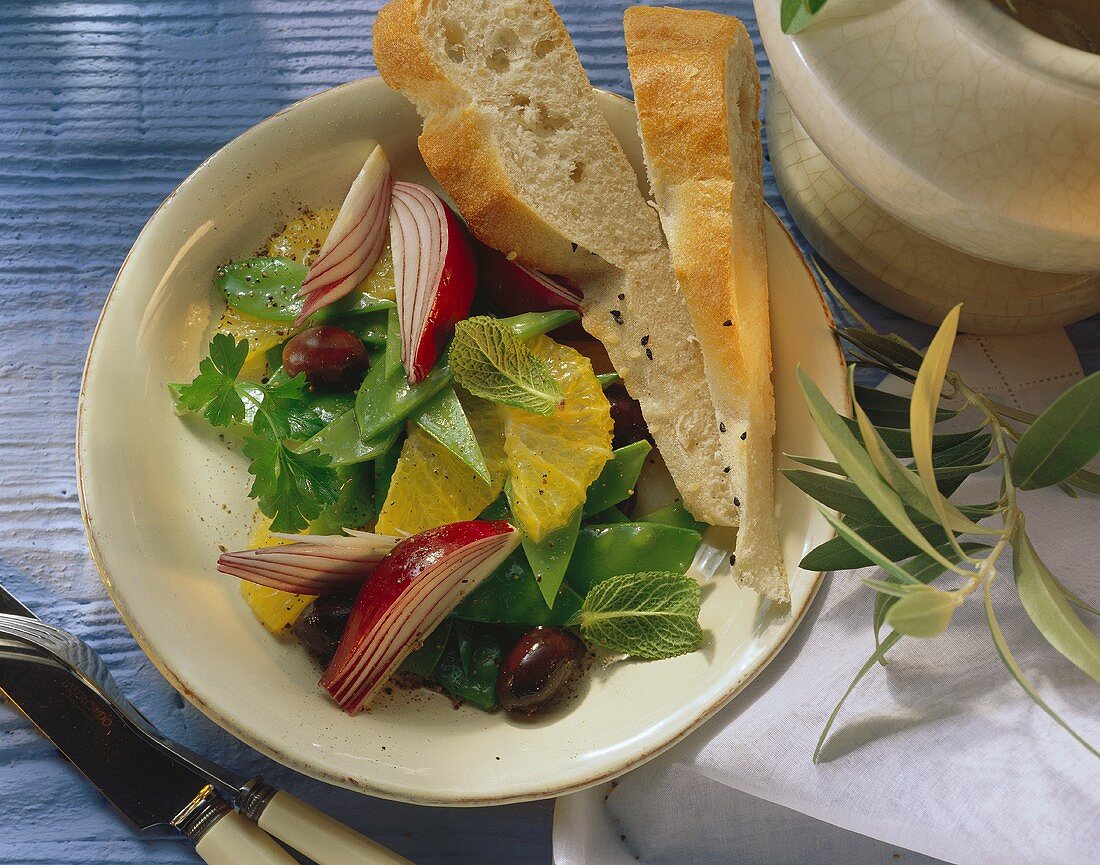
605,383 -> 653,449
497,626 -> 586,715
282,325 -> 369,386
292,592 -> 356,666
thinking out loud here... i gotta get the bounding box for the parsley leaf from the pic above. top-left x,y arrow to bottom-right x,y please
574,572 -> 703,660
176,333 -> 248,427
241,373 -> 325,442
450,316 -> 564,415
242,437 -> 341,533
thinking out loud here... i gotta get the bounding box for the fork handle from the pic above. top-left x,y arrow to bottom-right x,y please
194,810 -> 300,865
252,789 -> 414,865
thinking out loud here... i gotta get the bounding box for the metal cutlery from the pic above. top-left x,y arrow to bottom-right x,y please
0,583 -> 413,865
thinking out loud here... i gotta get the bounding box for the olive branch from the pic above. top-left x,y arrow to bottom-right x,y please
791,279 -> 1100,762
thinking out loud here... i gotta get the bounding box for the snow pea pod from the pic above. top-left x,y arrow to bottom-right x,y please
308,462 -> 375,535
413,385 -> 489,482
373,432 -> 403,513
298,409 -> 401,466
639,501 -> 708,535
582,440 -> 652,516
453,549 -> 584,626
399,621 -> 453,678
355,309 -> 579,440
565,523 -> 702,596
218,257 -> 308,322
433,624 -> 503,711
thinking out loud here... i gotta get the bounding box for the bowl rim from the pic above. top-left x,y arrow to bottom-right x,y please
76,75 -> 843,804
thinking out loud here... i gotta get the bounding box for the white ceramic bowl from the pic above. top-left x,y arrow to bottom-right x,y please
756,0 -> 1100,274
77,77 -> 845,805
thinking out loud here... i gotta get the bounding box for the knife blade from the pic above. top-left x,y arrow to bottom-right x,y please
0,587 -> 414,864
0,650 -> 218,831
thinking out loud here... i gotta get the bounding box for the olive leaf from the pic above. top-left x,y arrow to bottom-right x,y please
814,630 -> 902,763
780,0 -> 829,34
850,370 -> 994,538
841,416 -> 983,460
872,544 -> 991,645
910,304 -> 965,550
1011,371 -> 1100,490
885,586 -> 959,638
983,581 -> 1099,759
1013,525 -> 1100,683
798,368 -> 961,571
813,506 -> 923,586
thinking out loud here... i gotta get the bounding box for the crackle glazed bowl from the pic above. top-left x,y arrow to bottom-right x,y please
77,76 -> 846,805
756,0 -> 1100,332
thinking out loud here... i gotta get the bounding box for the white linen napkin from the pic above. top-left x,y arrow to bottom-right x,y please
554,330 -> 1099,865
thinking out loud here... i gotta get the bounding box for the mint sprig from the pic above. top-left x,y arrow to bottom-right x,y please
174,333 -> 338,532
574,572 -> 703,660
450,316 -> 564,415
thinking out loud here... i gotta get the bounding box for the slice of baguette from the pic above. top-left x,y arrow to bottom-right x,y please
625,6 -> 788,602
373,0 -> 743,527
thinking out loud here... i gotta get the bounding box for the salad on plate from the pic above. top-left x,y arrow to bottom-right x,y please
172,144 -> 711,717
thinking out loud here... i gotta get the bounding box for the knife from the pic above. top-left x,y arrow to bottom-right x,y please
0,584 -> 413,865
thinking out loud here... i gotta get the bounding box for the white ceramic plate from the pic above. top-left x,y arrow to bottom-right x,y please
77,77 -> 845,806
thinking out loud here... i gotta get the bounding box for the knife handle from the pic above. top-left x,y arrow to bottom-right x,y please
243,783 -> 413,865
193,809 -> 301,865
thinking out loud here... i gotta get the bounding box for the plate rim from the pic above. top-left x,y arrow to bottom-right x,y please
75,75 -> 845,805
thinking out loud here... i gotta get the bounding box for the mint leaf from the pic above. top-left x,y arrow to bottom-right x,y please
243,373 -> 325,442
450,316 -> 564,415
176,333 -> 248,427
576,571 -> 702,660
242,437 -> 340,533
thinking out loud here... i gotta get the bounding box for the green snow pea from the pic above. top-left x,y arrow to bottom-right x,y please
582,440 -> 652,516
218,257 -> 308,322
517,503 -> 582,608
399,621 -> 453,678
585,506 -> 630,525
433,624 -> 504,711
639,501 -> 708,535
308,462 -> 375,535
596,372 -> 621,389
373,431 -> 404,512
565,522 -> 702,596
351,312 -> 390,348
454,548 -> 584,626
310,390 -> 357,427
413,385 -> 489,482
311,290 -> 394,322
298,409 -> 401,466
355,309 -> 578,441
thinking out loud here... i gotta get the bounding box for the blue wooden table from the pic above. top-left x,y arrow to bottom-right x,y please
1,3 -> 1096,864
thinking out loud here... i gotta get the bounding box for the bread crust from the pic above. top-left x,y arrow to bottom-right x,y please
625,6 -> 788,601
373,0 -> 743,528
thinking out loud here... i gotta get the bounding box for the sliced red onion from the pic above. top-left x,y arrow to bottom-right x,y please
389,182 -> 477,385
321,520 -> 519,714
217,531 -> 398,595
294,145 -> 393,325
474,242 -> 584,338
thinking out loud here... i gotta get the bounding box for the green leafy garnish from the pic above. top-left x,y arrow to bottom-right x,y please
790,277 -> 1100,762
176,333 -> 249,427
450,316 -> 564,415
242,437 -> 341,533
574,571 -> 702,660
175,334 -> 339,532
243,374 -> 325,442
781,0 -> 829,34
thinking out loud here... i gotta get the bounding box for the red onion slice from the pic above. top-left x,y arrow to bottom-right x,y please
321,520 -> 519,713
389,182 -> 477,385
294,145 -> 393,325
217,531 -> 398,595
